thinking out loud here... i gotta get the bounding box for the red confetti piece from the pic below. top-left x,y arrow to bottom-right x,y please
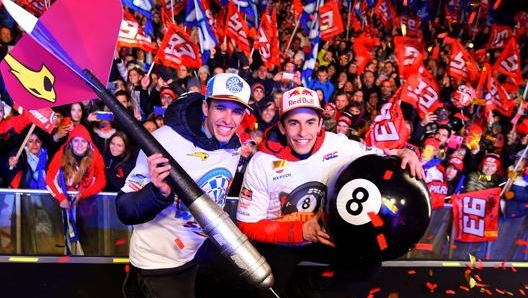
512,265 -> 517,272
474,274 -> 482,282
468,11 -> 476,24
125,264 -> 130,274
408,270 -> 416,275
515,239 -> 528,246
445,290 -> 456,295
494,264 -> 500,269
174,237 -> 185,249
369,288 -> 381,294
493,0 -> 502,10
485,289 -> 493,296
383,170 -> 393,180
459,286 -> 470,292
321,270 -> 334,278
115,238 -> 127,246
496,288 -> 505,294
415,243 -> 433,251
476,261 -> 484,269
464,269 -> 472,275
426,234 -> 433,239
520,289 -> 526,296
368,212 -> 384,227
426,282 -> 438,292
377,234 -> 388,250
58,256 -> 70,263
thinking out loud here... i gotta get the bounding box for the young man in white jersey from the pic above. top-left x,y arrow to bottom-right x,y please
116,73 -> 252,298
236,86 -> 424,298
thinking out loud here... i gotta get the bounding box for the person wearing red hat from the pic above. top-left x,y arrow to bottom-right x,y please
335,114 -> 353,136
445,157 -> 466,195
465,153 -> 504,192
322,102 -> 337,131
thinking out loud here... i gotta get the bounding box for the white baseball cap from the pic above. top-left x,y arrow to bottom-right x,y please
280,87 -> 323,118
205,73 -> 252,110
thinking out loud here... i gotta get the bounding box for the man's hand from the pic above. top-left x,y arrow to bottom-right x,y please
302,212 -> 335,247
384,148 -> 425,180
148,153 -> 172,197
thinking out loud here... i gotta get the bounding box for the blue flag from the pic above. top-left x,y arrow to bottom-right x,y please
121,0 -> 154,36
301,0 -> 322,86
185,0 -> 218,64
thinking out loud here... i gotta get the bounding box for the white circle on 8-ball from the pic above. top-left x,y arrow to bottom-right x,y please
336,178 -> 382,225
295,194 -> 318,212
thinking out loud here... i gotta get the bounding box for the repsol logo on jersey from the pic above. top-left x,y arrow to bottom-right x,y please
322,151 -> 338,161
273,173 -> 292,181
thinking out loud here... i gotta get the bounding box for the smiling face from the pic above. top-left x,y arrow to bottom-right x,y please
70,103 -> 83,123
202,99 -> 246,143
71,136 -> 89,156
109,135 -> 125,157
278,108 -> 322,155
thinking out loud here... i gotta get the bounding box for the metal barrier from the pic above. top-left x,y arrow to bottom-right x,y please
0,188 -> 131,256
0,189 -> 527,261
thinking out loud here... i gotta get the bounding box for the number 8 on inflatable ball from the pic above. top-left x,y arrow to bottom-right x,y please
323,154 -> 431,262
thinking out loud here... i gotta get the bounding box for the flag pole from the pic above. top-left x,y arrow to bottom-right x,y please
500,144 -> 528,197
170,0 -> 175,23
346,0 -> 352,41
284,19 -> 300,57
8,123 -> 36,170
146,61 -> 155,77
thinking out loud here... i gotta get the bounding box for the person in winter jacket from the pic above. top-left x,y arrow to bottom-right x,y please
116,73 -> 253,298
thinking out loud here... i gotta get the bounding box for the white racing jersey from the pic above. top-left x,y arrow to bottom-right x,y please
121,125 -> 240,269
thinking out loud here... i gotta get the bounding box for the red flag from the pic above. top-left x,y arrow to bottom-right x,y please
451,188 -> 500,242
319,1 -> 344,41
514,11 -> 528,37
475,63 -> 516,117
254,5 -> 279,70
118,10 -> 158,53
400,67 -> 441,120
491,38 -> 523,93
399,15 -> 422,37
445,37 -> 480,83
13,103 -> 57,134
364,88 -> 410,150
153,23 -> 202,69
373,0 -> 398,28
394,36 -> 424,79
292,0 -> 303,19
17,0 -> 47,17
226,1 -> 251,57
158,0 -> 186,27
487,24 -> 513,49
353,32 -> 380,75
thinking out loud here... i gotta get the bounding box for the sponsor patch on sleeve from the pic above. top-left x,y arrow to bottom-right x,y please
240,187 -> 253,201
124,174 -> 149,192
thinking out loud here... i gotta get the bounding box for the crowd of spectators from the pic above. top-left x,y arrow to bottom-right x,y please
0,0 -> 527,223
